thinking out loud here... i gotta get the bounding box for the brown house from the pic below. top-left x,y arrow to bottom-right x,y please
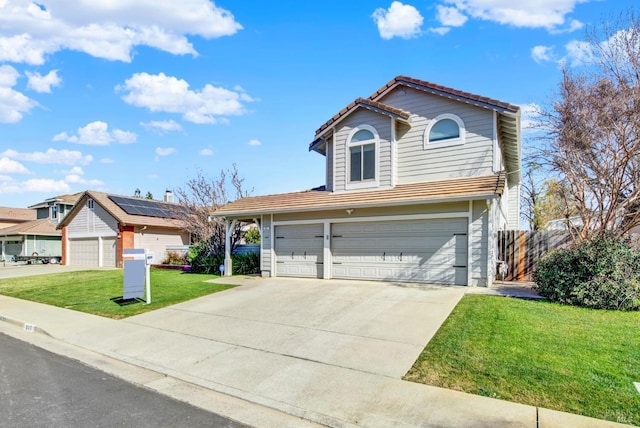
57,190 -> 189,267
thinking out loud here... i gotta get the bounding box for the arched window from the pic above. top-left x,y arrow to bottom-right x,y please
347,125 -> 378,187
424,114 -> 465,148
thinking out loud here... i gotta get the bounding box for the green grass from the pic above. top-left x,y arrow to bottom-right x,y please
404,295 -> 640,426
0,269 -> 234,319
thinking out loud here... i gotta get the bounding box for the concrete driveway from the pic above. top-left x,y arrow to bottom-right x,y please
124,276 -> 465,379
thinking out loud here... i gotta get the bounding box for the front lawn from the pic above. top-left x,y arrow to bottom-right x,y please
404,295 -> 640,426
0,269 -> 233,319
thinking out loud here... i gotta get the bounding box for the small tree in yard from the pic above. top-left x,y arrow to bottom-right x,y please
537,11 -> 640,242
174,164 -> 252,273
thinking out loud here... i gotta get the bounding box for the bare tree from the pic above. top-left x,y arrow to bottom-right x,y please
537,10 -> 640,241
174,164 -> 252,256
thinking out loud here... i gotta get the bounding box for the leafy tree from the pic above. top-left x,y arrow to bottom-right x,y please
134,188 -> 141,198
537,11 -> 640,241
174,164 -> 252,264
145,191 -> 153,199
243,226 -> 261,244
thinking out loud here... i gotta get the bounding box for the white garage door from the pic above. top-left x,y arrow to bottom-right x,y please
331,218 -> 468,285
69,238 -> 99,266
101,237 -> 117,267
275,224 -> 324,278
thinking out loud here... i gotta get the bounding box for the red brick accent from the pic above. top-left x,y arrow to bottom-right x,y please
60,227 -> 68,265
117,225 -> 135,268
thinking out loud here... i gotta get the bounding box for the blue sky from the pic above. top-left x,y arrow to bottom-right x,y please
0,0 -> 636,208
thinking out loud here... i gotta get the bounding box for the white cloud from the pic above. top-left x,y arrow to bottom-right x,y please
564,40 -> 596,66
440,0 -> 587,32
155,147 -> 175,156
199,148 -> 213,156
118,72 -> 254,124
518,103 -> 542,132
0,157 -> 30,174
56,121 -> 137,145
248,139 -> 261,146
26,70 -> 61,93
100,158 -> 114,164
1,148 -> 93,165
436,5 -> 468,27
0,178 -> 71,195
531,45 -> 555,63
429,27 -> 451,36
0,0 -> 242,65
140,119 -> 183,134
372,2 -> 424,40
112,129 -> 137,144
0,65 -> 39,123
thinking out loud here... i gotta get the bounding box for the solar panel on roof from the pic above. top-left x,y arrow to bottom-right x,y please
108,196 -> 183,219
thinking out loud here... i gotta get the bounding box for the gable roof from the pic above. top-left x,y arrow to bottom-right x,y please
28,192 -> 83,209
57,190 -> 186,230
217,172 -> 505,217
0,207 -> 36,222
370,76 -> 520,114
0,219 -> 60,237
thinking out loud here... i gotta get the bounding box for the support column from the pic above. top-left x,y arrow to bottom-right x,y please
224,219 -> 237,276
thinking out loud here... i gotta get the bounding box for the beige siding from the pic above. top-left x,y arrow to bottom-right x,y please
261,215 -> 272,276
380,88 -> 495,184
470,200 -> 489,286
67,202 -> 118,237
333,109 -> 392,191
506,180 -> 520,229
273,201 -> 469,223
135,227 -> 190,264
326,138 -> 333,191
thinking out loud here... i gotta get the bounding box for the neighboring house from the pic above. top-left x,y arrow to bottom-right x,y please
0,218 -> 61,261
28,193 -> 82,226
216,76 -> 521,286
0,206 -> 36,229
57,191 -> 189,267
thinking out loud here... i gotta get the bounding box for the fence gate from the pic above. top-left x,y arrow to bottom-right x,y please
497,230 -> 571,281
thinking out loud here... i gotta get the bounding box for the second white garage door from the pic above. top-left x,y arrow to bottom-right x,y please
331,218 -> 468,285
275,224 -> 324,278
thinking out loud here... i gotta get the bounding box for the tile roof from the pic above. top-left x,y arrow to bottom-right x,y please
217,172 -> 506,217
57,191 -> 186,229
0,207 -> 36,222
0,219 -> 60,236
371,75 -> 521,114
313,97 -> 411,138
27,192 -> 82,209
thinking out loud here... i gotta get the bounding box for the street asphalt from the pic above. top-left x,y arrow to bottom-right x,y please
0,268 -> 630,427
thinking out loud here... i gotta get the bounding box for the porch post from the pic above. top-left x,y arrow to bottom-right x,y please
224,219 -> 237,276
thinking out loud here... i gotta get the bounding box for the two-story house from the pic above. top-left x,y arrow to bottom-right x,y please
217,76 -> 521,286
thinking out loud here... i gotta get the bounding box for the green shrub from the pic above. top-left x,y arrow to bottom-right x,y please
188,243 -> 260,275
232,252 -> 260,275
533,234 -> 640,311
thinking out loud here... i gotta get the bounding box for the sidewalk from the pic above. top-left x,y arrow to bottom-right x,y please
0,283 -> 630,428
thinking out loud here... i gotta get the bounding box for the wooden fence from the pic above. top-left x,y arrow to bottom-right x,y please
497,230 -> 572,281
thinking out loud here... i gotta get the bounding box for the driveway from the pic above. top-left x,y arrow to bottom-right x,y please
123,276 -> 465,378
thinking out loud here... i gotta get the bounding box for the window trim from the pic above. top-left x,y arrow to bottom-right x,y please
424,113 -> 465,149
346,125 -> 379,190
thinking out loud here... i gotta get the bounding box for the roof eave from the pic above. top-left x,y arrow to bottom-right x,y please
219,193 -> 502,219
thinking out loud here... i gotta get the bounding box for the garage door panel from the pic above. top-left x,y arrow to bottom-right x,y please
332,219 -> 467,285
275,224 -> 323,278
69,238 -> 99,266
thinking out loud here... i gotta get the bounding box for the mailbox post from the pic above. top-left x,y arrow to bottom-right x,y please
123,249 -> 152,304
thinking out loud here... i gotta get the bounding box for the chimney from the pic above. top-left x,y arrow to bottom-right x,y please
164,190 -> 174,203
